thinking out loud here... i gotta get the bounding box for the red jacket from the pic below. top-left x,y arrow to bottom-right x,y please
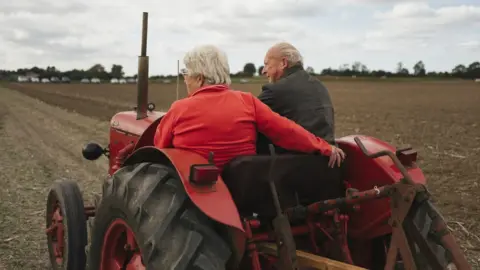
153,84 -> 333,170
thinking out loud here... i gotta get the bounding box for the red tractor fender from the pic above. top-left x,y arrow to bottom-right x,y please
123,146 -> 245,233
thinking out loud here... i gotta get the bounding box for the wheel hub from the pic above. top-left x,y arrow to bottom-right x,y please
100,219 -> 146,270
45,202 -> 65,265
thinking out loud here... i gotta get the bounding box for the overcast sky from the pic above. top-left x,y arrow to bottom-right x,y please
1,0 -> 479,76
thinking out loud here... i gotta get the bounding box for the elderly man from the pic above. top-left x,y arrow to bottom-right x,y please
257,42 -> 344,165
154,44 -> 345,170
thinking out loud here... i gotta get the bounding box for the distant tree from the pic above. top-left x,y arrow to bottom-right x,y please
413,61 -> 426,76
361,64 -> 369,73
339,63 -> 349,72
89,64 -> 105,73
398,68 -> 409,76
243,63 -> 256,77
43,66 -> 61,78
321,68 -> 333,75
351,61 -> 362,73
87,64 -> 109,80
258,65 -> 264,76
371,69 -> 390,77
468,61 -> 480,70
466,61 -> 480,79
111,64 -> 124,78
396,62 -> 404,73
452,64 -> 467,75
305,66 -> 315,75
396,62 -> 409,76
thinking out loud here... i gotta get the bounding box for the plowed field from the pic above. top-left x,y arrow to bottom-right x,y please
0,80 -> 479,268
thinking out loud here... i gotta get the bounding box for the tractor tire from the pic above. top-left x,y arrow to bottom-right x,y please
46,179 -> 88,270
402,200 -> 455,270
88,162 -> 232,270
372,200 -> 455,270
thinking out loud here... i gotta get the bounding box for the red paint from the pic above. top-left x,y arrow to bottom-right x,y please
157,148 -> 244,233
100,218 -> 145,270
45,203 -> 65,265
111,143 -> 135,173
336,135 -> 426,240
243,219 -> 263,270
108,111 -> 164,175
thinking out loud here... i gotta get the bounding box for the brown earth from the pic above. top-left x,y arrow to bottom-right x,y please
0,80 -> 479,268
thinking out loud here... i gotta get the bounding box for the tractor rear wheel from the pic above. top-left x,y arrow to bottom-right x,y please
45,179 -> 88,270
87,162 -> 232,270
402,200 -> 455,270
372,200 -> 455,270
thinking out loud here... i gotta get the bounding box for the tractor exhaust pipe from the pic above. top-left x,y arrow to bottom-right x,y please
136,12 -> 149,120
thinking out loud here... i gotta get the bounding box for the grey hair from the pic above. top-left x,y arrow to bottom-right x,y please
272,42 -> 304,68
183,44 -> 231,85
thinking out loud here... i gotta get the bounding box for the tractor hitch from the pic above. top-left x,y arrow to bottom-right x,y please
267,144 -> 299,270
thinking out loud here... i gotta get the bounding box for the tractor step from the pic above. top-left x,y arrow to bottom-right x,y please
258,243 -> 367,270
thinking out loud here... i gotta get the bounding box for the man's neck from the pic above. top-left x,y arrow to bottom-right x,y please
280,64 -> 304,79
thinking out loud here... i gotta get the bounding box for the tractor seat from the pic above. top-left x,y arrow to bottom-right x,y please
221,154 -> 344,217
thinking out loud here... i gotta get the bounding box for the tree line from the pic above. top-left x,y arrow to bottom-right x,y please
1,60 -> 480,81
0,64 -> 127,81
245,60 -> 480,80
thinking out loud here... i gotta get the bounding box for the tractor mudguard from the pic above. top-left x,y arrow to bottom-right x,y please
123,146 -> 245,233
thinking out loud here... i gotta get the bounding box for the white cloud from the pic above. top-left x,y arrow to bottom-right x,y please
0,0 -> 478,75
459,41 -> 480,50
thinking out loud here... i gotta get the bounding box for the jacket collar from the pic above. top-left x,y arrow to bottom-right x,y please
189,84 -> 229,97
280,64 -> 304,79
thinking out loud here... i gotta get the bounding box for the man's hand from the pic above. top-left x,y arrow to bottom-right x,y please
328,145 -> 346,168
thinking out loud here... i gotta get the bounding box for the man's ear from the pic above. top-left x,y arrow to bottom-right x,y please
281,57 -> 288,69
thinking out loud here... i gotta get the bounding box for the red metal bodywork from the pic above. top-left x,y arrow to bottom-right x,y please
108,111 -> 165,175
336,135 -> 426,240
156,148 -> 244,232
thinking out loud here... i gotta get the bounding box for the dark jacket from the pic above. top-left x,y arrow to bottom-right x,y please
257,64 -> 336,154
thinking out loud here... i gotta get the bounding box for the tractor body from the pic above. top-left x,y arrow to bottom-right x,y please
44,12 -> 472,270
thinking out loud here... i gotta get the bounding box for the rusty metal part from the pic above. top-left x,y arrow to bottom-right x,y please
284,184 -> 395,220
384,183 -> 418,270
258,243 -> 367,270
268,144 -> 299,270
136,12 -> 149,120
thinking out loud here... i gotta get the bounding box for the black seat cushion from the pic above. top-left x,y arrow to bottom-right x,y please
221,154 -> 345,217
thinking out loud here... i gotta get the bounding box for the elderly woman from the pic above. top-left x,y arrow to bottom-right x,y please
153,45 -> 345,170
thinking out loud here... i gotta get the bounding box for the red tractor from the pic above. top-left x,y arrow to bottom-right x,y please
45,12 -> 472,270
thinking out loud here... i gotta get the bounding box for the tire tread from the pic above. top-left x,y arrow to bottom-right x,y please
88,162 -> 231,270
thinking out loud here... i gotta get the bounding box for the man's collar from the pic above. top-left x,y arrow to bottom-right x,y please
189,84 -> 229,97
280,64 -> 304,79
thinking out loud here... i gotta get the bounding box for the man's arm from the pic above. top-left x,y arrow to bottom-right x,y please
250,94 -> 332,156
257,84 -> 276,108
153,110 -> 177,148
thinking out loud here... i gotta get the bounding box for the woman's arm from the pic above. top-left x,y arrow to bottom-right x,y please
153,111 -> 176,148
